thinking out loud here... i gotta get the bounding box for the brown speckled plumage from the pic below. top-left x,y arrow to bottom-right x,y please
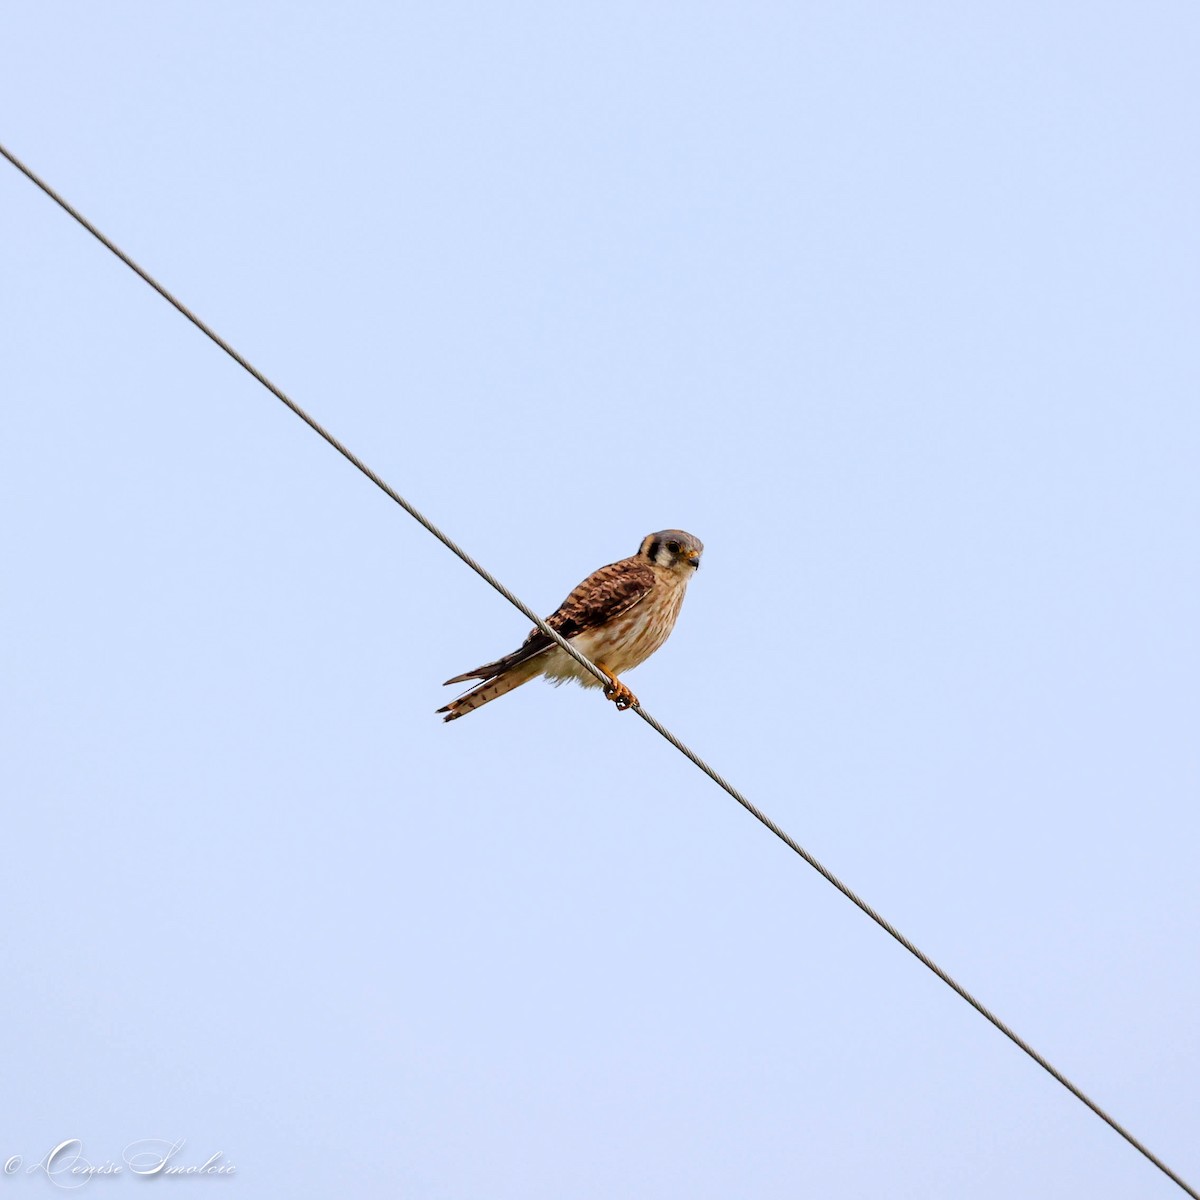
439,530 -> 702,722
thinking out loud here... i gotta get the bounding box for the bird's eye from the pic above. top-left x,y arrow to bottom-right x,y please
666,541 -> 681,554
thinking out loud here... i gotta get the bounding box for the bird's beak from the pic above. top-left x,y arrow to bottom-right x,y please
686,550 -> 700,569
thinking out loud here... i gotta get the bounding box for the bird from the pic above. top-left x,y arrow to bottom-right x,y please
438,530 -> 703,722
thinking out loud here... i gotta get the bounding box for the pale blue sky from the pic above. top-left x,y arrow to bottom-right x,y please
2,3 -> 1198,1197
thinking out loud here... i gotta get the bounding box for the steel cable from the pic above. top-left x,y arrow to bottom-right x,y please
3,139 -> 1194,1200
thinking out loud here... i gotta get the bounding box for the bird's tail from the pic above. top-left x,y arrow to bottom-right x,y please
437,660 -> 541,722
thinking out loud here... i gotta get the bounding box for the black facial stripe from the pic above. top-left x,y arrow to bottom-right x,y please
646,537 -> 660,562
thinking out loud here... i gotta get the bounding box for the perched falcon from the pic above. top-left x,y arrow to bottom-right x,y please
438,530 -> 703,722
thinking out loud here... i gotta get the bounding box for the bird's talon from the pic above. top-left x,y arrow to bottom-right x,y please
603,678 -> 638,711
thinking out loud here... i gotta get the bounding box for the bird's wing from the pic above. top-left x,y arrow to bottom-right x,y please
545,557 -> 657,639
442,557 -> 655,685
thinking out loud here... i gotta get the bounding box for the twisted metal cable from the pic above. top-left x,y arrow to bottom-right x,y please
3,138 -> 1195,1200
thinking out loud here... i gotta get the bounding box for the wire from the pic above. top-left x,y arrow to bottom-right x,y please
3,138 -> 1196,1200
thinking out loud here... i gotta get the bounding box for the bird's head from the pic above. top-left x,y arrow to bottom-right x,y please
639,529 -> 704,573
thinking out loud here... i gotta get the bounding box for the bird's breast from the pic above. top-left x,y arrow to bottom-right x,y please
575,575 -> 689,675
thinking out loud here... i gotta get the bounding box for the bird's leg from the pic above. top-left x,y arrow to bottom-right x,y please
596,663 -> 638,711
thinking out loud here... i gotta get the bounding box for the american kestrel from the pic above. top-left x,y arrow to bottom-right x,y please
438,529 -> 703,722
